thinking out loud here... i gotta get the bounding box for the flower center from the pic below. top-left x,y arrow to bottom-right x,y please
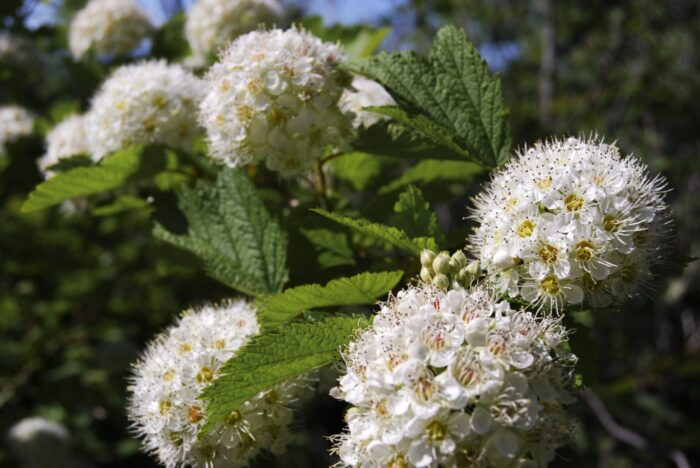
159,400 -> 171,415
163,369 -> 175,381
196,366 -> 214,383
225,409 -> 242,426
565,194 -> 584,211
537,177 -> 552,189
540,275 -> 560,295
575,240 -> 595,261
188,405 -> 202,424
387,455 -> 408,468
538,243 -> 559,264
425,421 -> 447,441
517,219 -> 535,238
603,215 -> 621,233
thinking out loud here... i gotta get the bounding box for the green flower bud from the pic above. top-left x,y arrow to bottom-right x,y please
466,259 -> 481,276
432,251 -> 451,275
420,250 -> 436,268
420,266 -> 433,283
451,250 -> 468,270
432,273 -> 450,290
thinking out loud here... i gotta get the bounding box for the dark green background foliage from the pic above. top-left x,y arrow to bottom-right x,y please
1,0 -> 698,467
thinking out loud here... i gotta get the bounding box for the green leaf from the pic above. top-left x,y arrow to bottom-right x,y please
332,152 -> 383,190
379,159 -> 483,193
154,168 -> 287,295
390,186 -> 442,241
22,145 -> 166,213
300,227 -> 355,269
91,195 -> 151,217
201,314 -> 369,435
301,16 -> 390,59
257,270 -> 402,327
349,25 -> 511,167
352,120 -> 458,161
312,208 -> 430,255
46,154 -> 94,173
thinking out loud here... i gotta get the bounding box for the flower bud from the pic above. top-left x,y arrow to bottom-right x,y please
420,266 -> 433,283
432,273 -> 450,290
420,249 -> 436,268
466,259 -> 481,277
432,251 -> 451,275
451,250 -> 468,270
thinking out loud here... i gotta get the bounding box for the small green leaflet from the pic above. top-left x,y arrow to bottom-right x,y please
312,208 -> 437,255
22,145 -> 165,212
154,168 -> 287,296
379,159 -> 483,193
348,25 -> 511,167
390,186 -> 443,242
200,314 -> 369,435
257,270 -> 403,328
300,227 -> 355,269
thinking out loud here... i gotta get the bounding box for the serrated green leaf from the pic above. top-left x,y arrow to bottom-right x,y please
390,186 -> 442,241
201,314 -> 369,435
312,208 -> 426,255
352,120 -> 459,161
349,25 -> 511,167
154,168 -> 287,295
301,16 -> 390,59
379,159 -> 483,193
300,227 -> 355,269
22,145 -> 165,212
257,270 -> 402,327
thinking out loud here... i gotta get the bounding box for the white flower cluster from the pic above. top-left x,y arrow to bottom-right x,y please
469,137 -> 670,310
199,27 -> 355,177
0,105 -> 34,154
87,60 -> 202,161
38,114 -> 90,178
340,76 -> 396,129
331,283 -> 576,468
128,300 -> 307,468
8,417 -> 71,468
68,0 -> 153,60
185,0 -> 284,61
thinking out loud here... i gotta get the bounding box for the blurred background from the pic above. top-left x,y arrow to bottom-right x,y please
1,0 -> 698,466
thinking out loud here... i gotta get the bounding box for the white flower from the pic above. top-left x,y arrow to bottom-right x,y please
199,27 -> 355,177
68,0 -> 153,60
87,60 -> 203,161
339,76 -> 395,128
331,283 -> 577,467
38,114 -> 90,178
128,300 -> 309,468
185,0 -> 284,61
0,105 -> 34,154
8,417 -> 70,468
469,136 -> 671,311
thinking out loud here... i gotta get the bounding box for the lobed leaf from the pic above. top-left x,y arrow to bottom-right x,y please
390,185 -> 442,241
154,168 -> 287,295
349,25 -> 511,167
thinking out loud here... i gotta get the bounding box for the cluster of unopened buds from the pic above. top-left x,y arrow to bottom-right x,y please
420,249 -> 481,290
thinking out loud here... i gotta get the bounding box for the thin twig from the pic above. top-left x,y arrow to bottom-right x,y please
581,388 -> 691,468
